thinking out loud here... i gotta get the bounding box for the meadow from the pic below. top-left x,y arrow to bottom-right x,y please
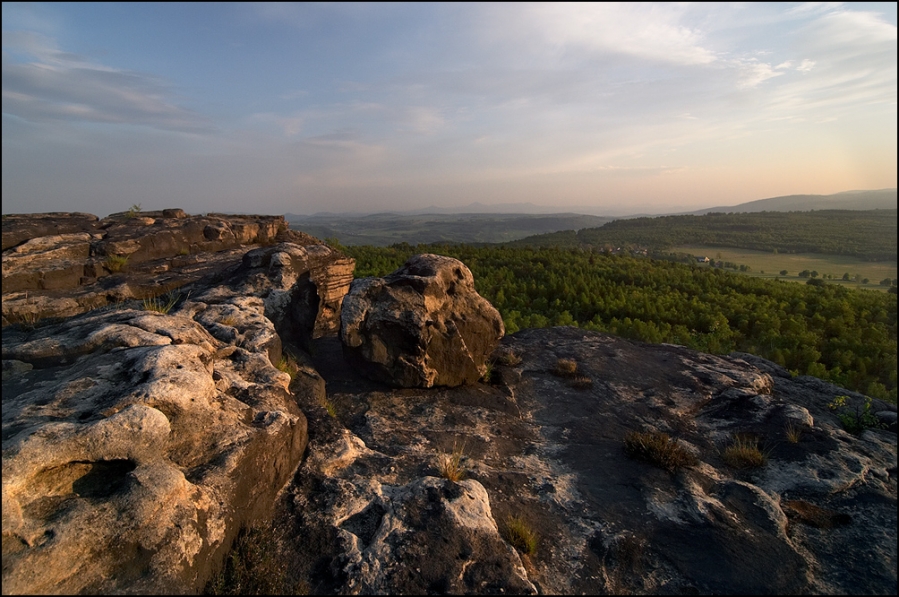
670,246 -> 897,291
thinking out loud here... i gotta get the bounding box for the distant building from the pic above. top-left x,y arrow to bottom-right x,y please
696,256 -> 710,263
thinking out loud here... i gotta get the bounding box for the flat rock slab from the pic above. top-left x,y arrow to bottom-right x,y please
268,327 -> 896,595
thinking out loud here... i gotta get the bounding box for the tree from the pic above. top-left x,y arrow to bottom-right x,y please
881,278 -> 893,286
843,273 -> 851,281
810,271 -> 819,278
780,270 -> 788,276
807,278 -> 825,287
799,270 -> 811,278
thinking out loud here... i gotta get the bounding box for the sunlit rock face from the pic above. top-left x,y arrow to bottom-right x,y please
340,254 -> 504,388
1,210 -> 356,594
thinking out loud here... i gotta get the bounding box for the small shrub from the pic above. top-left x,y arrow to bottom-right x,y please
142,291 -> 179,314
784,422 -> 803,444
320,396 -> 337,419
504,516 -> 538,555
105,254 -> 129,272
126,203 -> 142,218
722,434 -> 766,469
552,357 -> 578,377
438,440 -> 467,482
828,395 -> 883,434
623,431 -> 697,472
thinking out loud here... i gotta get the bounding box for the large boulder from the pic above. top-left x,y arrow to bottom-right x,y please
340,254 -> 504,387
2,307 -> 307,594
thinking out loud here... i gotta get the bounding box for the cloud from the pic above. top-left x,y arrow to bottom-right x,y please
1,31 -> 213,133
498,3 -> 717,66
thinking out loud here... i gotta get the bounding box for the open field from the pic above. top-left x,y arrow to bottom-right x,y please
671,245 -> 897,291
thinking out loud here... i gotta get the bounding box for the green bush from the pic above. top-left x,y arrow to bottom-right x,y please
828,395 -> 883,434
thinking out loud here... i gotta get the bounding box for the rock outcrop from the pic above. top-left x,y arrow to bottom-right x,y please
1,212 -> 354,594
267,328 -> 896,595
1,210 -> 340,329
341,254 -> 504,387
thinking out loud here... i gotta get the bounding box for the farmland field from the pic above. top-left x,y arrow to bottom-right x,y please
671,245 -> 897,291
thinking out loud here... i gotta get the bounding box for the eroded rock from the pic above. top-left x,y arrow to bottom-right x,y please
267,328 -> 896,595
341,254 -> 504,387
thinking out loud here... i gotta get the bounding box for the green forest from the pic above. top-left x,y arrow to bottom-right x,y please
512,209 -> 898,261
340,243 -> 898,403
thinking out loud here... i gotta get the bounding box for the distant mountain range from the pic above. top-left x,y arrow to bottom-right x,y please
688,188 -> 896,215
291,189 -> 896,219
285,189 -> 896,246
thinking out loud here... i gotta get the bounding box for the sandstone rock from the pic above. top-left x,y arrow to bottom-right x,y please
0,217 -> 356,594
341,254 -> 504,387
1,211 -> 348,325
2,304 -> 308,594
265,328 -> 895,595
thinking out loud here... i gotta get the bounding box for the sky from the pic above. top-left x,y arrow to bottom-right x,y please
2,2 -> 897,217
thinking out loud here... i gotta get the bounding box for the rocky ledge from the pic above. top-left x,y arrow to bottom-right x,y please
2,212 -> 896,595
2,209 -> 352,329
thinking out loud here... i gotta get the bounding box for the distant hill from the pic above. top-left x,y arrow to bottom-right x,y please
285,212 -> 613,246
691,189 -> 897,214
510,209 -> 898,261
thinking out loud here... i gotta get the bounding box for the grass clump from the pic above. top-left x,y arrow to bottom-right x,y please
496,349 -> 522,367
142,290 -> 180,314
504,516 -> 538,555
623,431 -> 698,473
275,355 -> 300,380
438,440 -> 467,482
480,360 -> 495,384
569,375 -> 593,389
722,434 -> 767,469
552,357 -> 578,377
105,254 -> 129,272
220,315 -> 238,327
784,421 -> 803,444
125,203 -> 142,218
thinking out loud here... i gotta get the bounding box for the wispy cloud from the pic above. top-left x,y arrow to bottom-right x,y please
1,31 -> 213,133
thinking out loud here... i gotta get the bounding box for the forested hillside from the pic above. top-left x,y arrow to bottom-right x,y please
343,243 -> 898,402
511,210 -> 897,261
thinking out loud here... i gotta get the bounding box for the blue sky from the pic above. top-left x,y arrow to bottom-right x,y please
2,2 -> 896,216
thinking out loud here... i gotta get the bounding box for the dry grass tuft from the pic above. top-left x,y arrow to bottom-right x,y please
504,516 -> 538,555
569,375 -> 593,389
722,434 -> 767,469
438,440 -> 467,482
142,291 -> 179,314
496,349 -> 522,367
623,431 -> 698,472
784,421 -> 803,444
552,357 -> 578,377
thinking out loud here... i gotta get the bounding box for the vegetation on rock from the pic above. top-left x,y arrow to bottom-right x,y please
504,516 -> 538,555
623,431 -> 698,472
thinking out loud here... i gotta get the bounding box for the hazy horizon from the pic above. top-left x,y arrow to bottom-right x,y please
3,3 -> 897,217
